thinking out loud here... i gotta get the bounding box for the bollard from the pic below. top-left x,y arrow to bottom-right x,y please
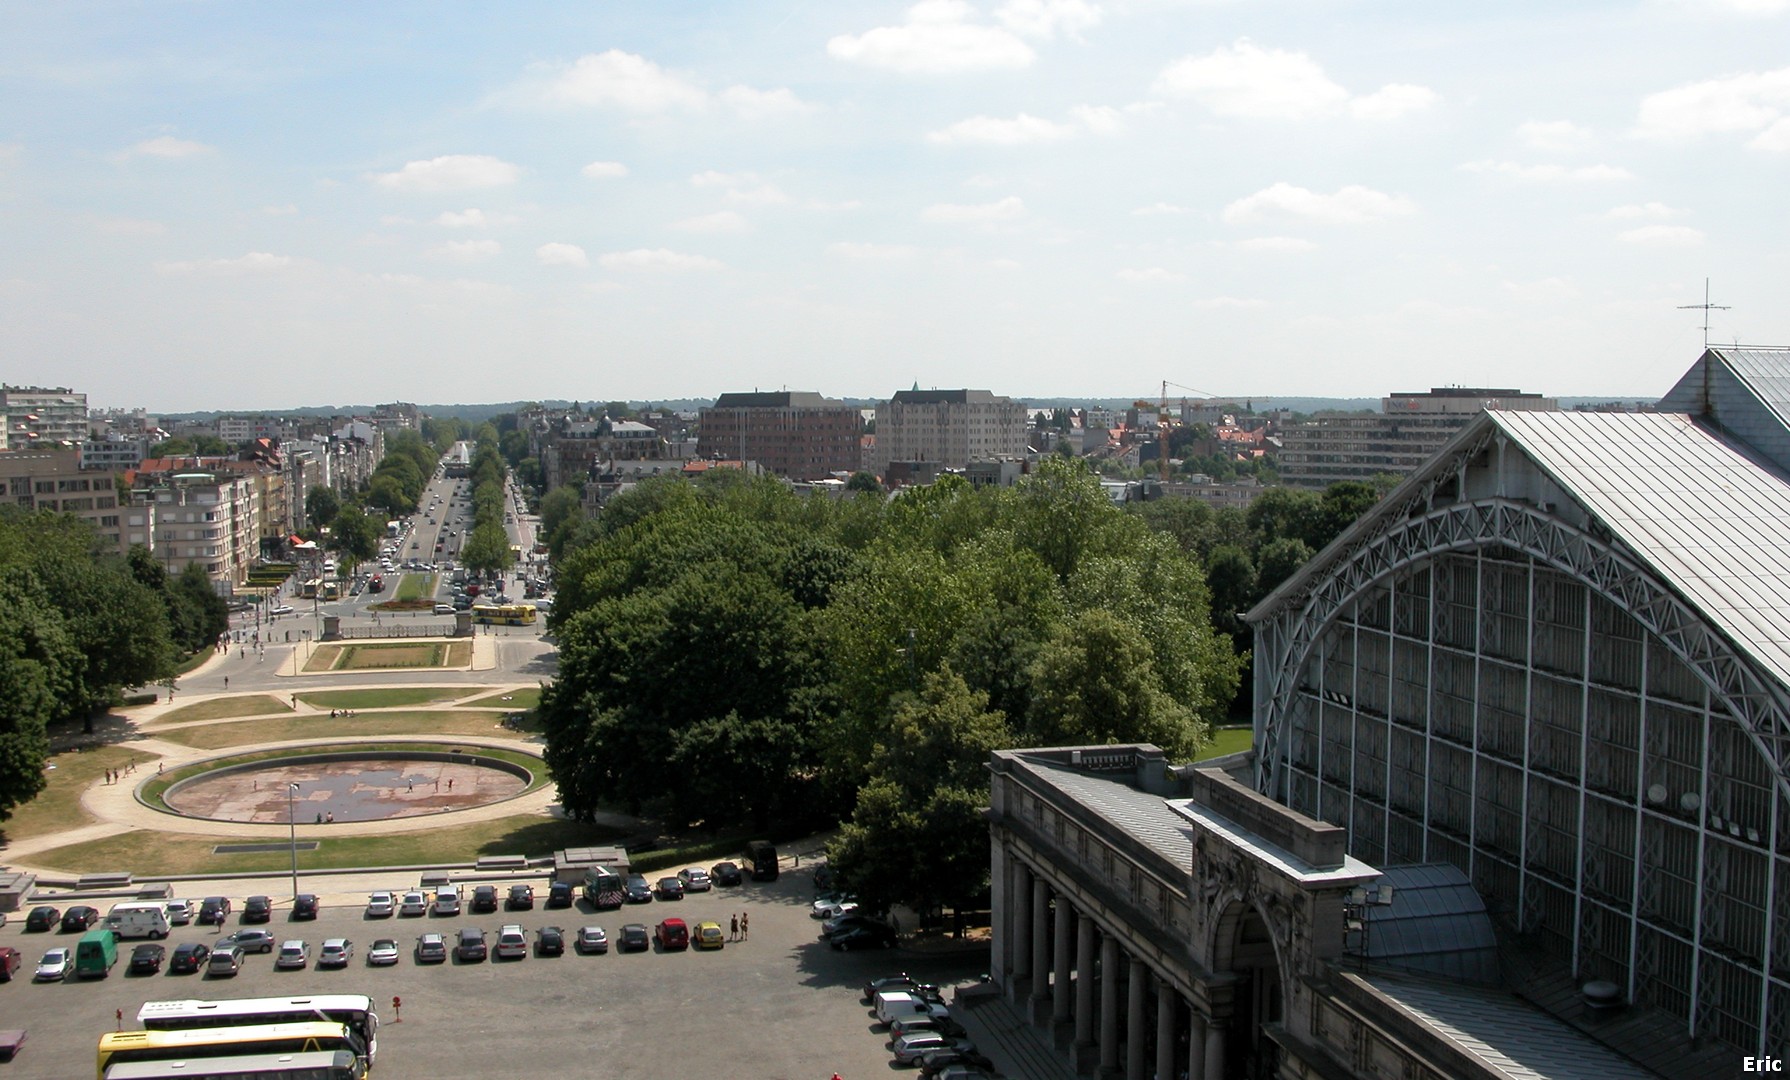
392,995 -> 402,1023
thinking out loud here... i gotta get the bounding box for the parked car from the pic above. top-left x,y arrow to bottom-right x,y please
917,1050 -> 998,1079
200,897 -> 232,926
546,881 -> 573,909
471,885 -> 499,913
655,877 -> 685,901
218,929 -> 275,954
506,884 -> 534,911
535,926 -> 565,957
709,861 -> 743,887
275,940 -> 310,969
432,886 -> 461,916
365,892 -> 396,918
164,899 -> 194,926
243,896 -> 273,923
618,923 -> 650,953
60,906 -> 100,932
34,948 -> 71,981
399,891 -> 429,917
623,876 -> 654,904
0,946 -> 20,982
677,867 -> 713,892
863,974 -> 920,1002
292,895 -> 319,920
654,918 -> 689,950
833,923 -> 899,951
812,896 -> 858,920
23,906 -> 59,932
455,927 -> 487,962
127,943 -> 166,975
693,921 -> 725,950
168,942 -> 210,974
892,1035 -> 976,1067
318,939 -> 353,968
494,925 -> 528,960
206,945 -> 243,978
574,926 -> 609,954
414,933 -> 447,964
366,939 -> 400,967
269,604 -> 295,616
433,603 -> 456,614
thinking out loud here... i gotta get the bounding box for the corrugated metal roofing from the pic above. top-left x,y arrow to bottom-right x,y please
1492,409 -> 1790,689
1018,759 -> 1195,872
1355,864 -> 1500,986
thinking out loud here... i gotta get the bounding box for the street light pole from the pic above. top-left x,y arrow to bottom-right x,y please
288,783 -> 301,900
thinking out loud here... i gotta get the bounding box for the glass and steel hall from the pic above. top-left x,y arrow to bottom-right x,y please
1247,348 -> 1790,1058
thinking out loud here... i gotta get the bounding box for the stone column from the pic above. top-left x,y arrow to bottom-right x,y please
1012,862 -> 1033,983
1154,979 -> 1177,1080
1188,1008 -> 1207,1080
1052,897 -> 1074,1024
1126,957 -> 1148,1080
1074,914 -> 1097,1050
1203,1021 -> 1226,1080
1099,934 -> 1121,1076
1029,879 -> 1050,1015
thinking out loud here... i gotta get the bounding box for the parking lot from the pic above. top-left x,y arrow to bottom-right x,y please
0,864 -> 989,1080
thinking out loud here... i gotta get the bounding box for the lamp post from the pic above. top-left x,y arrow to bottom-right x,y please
288,783 -> 301,900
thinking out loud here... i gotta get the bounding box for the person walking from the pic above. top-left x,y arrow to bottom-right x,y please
730,914 -> 738,942
741,911 -> 749,941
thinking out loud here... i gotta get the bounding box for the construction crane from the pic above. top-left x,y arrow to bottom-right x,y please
1160,379 -> 1216,485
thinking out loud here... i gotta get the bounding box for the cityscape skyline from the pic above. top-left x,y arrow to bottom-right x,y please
4,1 -> 1787,411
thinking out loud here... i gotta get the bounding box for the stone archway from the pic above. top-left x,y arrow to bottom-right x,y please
1210,898 -> 1288,1079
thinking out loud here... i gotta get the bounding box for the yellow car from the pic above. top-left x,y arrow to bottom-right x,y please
693,920 -> 725,950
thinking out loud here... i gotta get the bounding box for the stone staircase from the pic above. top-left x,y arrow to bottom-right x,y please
954,983 -> 1080,1080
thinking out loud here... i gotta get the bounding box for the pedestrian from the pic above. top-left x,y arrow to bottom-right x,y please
742,911 -> 749,940
326,811 -> 334,823
730,914 -> 738,941
223,676 -> 229,690
158,762 -> 163,775
447,778 -> 453,792
407,780 -> 413,792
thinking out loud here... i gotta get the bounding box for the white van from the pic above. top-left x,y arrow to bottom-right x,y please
875,990 -> 941,1026
105,902 -> 171,940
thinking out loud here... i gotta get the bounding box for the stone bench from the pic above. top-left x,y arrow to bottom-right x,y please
474,855 -> 529,872
77,873 -> 133,890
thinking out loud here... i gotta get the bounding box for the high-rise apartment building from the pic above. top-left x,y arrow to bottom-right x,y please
1277,386 -> 1556,488
870,389 -> 1028,476
0,449 -> 129,553
140,470 -> 258,589
1,385 -> 89,450
696,391 -> 862,480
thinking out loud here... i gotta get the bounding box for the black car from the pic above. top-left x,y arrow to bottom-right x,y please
832,922 -> 898,951
506,884 -> 534,911
546,881 -> 573,909
535,926 -> 565,957
24,906 -> 60,932
168,942 -> 211,974
61,905 -> 100,932
455,927 -> 487,962
617,923 -> 650,953
243,895 -> 273,923
292,894 -> 319,920
655,877 -> 684,901
623,875 -> 653,904
128,943 -> 166,975
471,886 -> 499,914
200,897 -> 232,925
823,912 -> 884,938
918,1049 -> 997,1078
709,861 -> 743,887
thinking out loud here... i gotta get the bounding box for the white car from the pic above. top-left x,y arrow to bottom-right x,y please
269,604 -> 295,616
494,924 -> 528,960
275,940 -> 310,969
35,947 -> 71,981
432,885 -> 461,916
165,899 -> 194,926
365,892 -> 396,918
318,939 -> 353,968
399,891 -> 428,917
812,897 -> 859,920
367,938 -> 400,966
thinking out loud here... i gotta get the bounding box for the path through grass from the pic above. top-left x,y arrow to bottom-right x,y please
297,687 -> 486,709
1,744 -> 158,841
153,695 -> 295,725
155,710 -> 521,750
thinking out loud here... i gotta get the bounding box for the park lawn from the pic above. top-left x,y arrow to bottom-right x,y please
25,813 -> 628,877
1194,727 -> 1254,762
395,572 -> 438,601
151,695 -> 295,726
154,709 -> 525,750
339,643 -> 444,670
2,744 -> 159,841
296,687 -> 487,709
459,687 -> 541,711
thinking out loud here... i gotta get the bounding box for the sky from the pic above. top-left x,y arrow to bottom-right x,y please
2,1 -> 1787,411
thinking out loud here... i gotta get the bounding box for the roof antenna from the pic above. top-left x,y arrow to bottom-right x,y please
1677,278 -> 1730,348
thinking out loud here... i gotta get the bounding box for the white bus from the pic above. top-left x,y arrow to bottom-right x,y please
104,1049 -> 360,1080
136,996 -> 379,1066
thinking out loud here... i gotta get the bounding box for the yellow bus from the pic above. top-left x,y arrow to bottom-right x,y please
299,579 -> 321,599
97,1022 -> 368,1080
470,603 -> 536,626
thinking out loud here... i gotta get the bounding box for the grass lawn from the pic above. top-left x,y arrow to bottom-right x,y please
154,710 -> 523,750
460,687 -> 541,711
174,649 -> 216,676
26,814 -> 628,877
1,744 -> 159,842
1194,726 -> 1254,761
395,573 -> 438,601
296,687 -> 487,709
151,695 -> 295,725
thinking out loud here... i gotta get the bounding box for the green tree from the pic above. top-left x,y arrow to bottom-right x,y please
0,571 -> 79,820
461,521 -> 513,577
1255,536 -> 1313,598
1025,609 -> 1205,758
305,486 -> 340,531
537,486 -> 585,563
1205,544 -> 1256,636
846,471 -> 882,494
327,507 -> 380,572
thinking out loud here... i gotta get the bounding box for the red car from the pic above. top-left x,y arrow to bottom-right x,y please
654,918 -> 689,951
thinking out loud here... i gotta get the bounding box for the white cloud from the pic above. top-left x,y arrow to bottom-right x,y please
1132,202 -> 1190,216
1604,201 -> 1683,219
598,248 -> 725,271
426,239 -> 502,261
544,50 -> 707,111
1194,295 -> 1267,309
1459,160 -> 1634,182
1634,67 -> 1790,141
86,215 -> 167,236
581,161 -> 629,179
155,252 -> 294,275
536,242 -> 589,267
1517,120 -> 1594,152
720,85 -> 817,119
126,135 -> 213,159
1223,183 -> 1415,225
727,184 -> 792,206
1751,116 -> 1790,151
262,204 -> 299,216
1154,41 -> 1435,122
1117,267 -> 1188,283
921,195 -> 1027,222
691,170 -> 745,187
928,113 -> 1075,145
1349,84 -> 1440,121
1068,104 -> 1126,134
1677,0 -> 1789,14
995,0 -> 1103,39
1232,236 -> 1317,252
1618,224 -> 1706,246
827,0 -> 1036,74
1500,277 -> 1578,301
672,211 -> 750,234
829,241 -> 919,260
435,209 -> 512,228
372,155 -> 521,192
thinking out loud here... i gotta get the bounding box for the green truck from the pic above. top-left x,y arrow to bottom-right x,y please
74,928 -> 117,978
